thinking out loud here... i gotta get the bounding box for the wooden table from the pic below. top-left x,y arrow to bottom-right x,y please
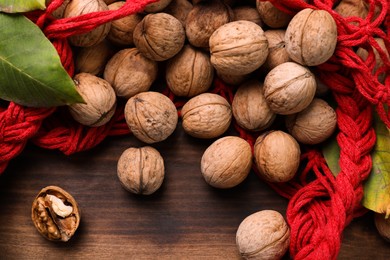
0,124 -> 389,259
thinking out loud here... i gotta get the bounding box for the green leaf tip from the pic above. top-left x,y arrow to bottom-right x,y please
0,0 -> 46,13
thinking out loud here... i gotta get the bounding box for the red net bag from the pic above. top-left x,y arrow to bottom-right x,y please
0,0 -> 389,259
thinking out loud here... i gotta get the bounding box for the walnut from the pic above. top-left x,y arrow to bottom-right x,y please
75,40 -> 114,76
236,210 -> 290,259
181,93 -> 232,139
201,136 -> 252,188
104,48 -> 158,99
133,13 -> 185,61
64,0 -> 111,47
232,80 -> 276,132
263,30 -> 291,71
375,213 -> 390,242
144,0 -> 173,12
124,91 -> 178,143
216,71 -> 249,86
68,73 -> 116,127
107,1 -> 143,46
209,20 -> 269,76
164,0 -> 193,26
263,62 -> 316,115
256,0 -> 292,28
233,5 -> 263,27
334,0 -> 369,19
254,130 -> 300,182
285,8 -> 337,66
185,0 -> 234,48
166,44 -> 214,97
286,98 -> 337,145
31,186 -> 80,242
117,146 -> 165,195
356,38 -> 389,83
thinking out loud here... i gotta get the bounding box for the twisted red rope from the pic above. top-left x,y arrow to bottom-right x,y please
0,0 -> 388,259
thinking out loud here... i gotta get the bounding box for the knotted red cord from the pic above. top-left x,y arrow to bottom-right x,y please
0,0 -> 389,259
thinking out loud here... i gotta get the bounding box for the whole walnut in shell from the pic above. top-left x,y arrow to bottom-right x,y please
31,186 -> 80,242
217,71 -> 249,86
124,92 -> 178,144
181,93 -> 232,139
166,44 -> 214,97
356,38 -> 389,83
104,48 -> 158,99
107,1 -> 143,46
185,0 -> 234,48
286,98 -> 337,145
232,80 -> 276,132
233,5 -> 263,27
285,8 -> 337,66
46,0 -> 71,19
144,0 -> 173,13
256,0 -> 292,28
64,0 -> 111,47
236,210 -> 290,260
263,30 -> 290,71
68,73 -> 116,127
75,40 -> 114,76
209,20 -> 269,76
254,130 -> 300,182
133,13 -> 185,61
334,0 -> 369,19
117,146 -> 164,195
201,136 -> 252,189
264,62 -> 316,115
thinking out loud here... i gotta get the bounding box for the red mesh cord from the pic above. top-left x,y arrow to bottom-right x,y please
0,0 -> 389,259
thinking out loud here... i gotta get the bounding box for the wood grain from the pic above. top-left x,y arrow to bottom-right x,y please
0,124 -> 389,259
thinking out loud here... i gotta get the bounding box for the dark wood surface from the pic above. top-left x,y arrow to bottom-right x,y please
0,123 -> 389,259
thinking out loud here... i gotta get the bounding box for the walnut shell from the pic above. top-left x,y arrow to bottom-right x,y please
334,0 -> 369,19
210,20 -> 269,76
124,91 -> 178,143
166,44 -> 214,97
286,98 -> 337,145
31,186 -> 80,242
68,73 -> 116,127
144,0 -> 173,12
254,130 -> 300,182
75,40 -> 114,76
375,213 -> 390,242
185,0 -> 234,48
104,48 -> 158,99
232,80 -> 276,132
263,62 -> 316,115
236,210 -> 290,259
201,136 -> 252,189
233,5 -> 263,27
164,0 -> 193,26
216,71 -> 250,86
46,0 -> 71,19
107,1 -> 143,46
285,8 -> 337,66
256,0 -> 292,28
181,93 -> 232,139
263,30 -> 290,71
64,0 -> 111,47
356,38 -> 389,83
133,13 -> 185,61
117,146 -> 164,195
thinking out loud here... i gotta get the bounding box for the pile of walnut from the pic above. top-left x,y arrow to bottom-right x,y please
36,0 -> 389,256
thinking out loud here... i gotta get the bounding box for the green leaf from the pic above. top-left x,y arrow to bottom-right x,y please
362,115 -> 390,217
0,13 -> 84,107
0,0 -> 46,13
322,136 -> 341,177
